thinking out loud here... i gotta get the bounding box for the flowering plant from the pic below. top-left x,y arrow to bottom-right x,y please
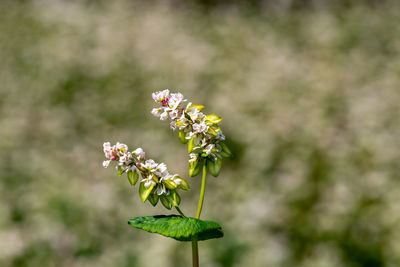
102,90 -> 232,267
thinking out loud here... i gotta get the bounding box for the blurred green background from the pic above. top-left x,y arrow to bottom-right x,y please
1,0 -> 400,266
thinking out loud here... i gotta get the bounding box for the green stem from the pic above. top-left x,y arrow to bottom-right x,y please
175,206 -> 186,217
196,163 -> 207,219
192,239 -> 199,267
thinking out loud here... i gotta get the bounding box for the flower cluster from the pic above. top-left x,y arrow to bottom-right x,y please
103,142 -> 189,209
151,89 -> 232,177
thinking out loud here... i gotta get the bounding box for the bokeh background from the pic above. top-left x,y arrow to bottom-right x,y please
1,0 -> 400,266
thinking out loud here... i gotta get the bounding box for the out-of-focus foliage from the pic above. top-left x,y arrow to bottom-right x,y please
1,0 -> 400,266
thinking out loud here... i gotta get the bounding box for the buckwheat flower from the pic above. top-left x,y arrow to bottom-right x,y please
133,148 -> 146,160
152,89 -> 170,102
144,177 -> 155,189
193,121 -> 209,134
204,144 -> 215,155
170,121 -> 178,131
189,153 -> 197,163
160,111 -> 169,121
103,160 -> 111,168
168,93 -> 185,110
216,131 -> 226,141
119,152 -> 132,165
156,184 -> 167,195
151,108 -> 161,117
154,163 -> 168,177
143,159 -> 158,170
169,108 -> 180,120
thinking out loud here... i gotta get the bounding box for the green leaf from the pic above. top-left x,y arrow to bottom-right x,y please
139,182 -> 155,202
127,171 -> 139,186
128,215 -> 224,242
207,157 -> 222,177
178,130 -> 188,144
117,166 -> 123,176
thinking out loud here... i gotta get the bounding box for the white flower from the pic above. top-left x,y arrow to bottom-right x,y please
170,121 -> 177,130
115,142 -> 128,156
176,115 -> 189,130
152,89 -> 170,102
119,152 -> 132,164
103,142 -> 114,159
103,160 -> 111,168
160,111 -> 169,120
216,131 -> 225,141
169,108 -> 180,120
154,163 -> 168,177
134,148 -> 146,160
204,144 -> 215,155
193,121 -> 209,133
168,93 -> 184,109
144,178 -> 155,189
189,153 -> 197,163
151,108 -> 161,117
143,159 -> 157,170
156,184 -> 167,195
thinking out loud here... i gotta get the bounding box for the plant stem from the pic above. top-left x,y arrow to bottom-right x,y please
196,163 -> 207,219
192,238 -> 199,267
192,163 -> 207,267
175,206 -> 186,217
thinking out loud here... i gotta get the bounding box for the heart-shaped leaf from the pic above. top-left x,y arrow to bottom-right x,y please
128,215 -> 224,242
